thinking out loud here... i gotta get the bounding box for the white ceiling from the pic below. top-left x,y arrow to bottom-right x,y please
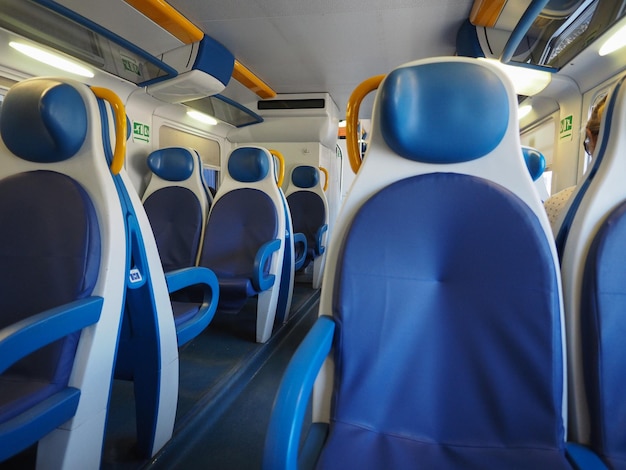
168,0 -> 474,117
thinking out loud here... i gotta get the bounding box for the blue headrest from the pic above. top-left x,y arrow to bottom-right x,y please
147,147 -> 195,181
292,166 -> 319,188
380,62 -> 509,163
522,146 -> 546,182
228,147 -> 270,183
0,79 -> 87,163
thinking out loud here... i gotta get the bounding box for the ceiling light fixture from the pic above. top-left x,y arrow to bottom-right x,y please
9,41 -> 94,78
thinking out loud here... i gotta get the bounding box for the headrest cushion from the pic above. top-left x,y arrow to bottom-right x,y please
0,79 -> 87,163
147,147 -> 195,181
292,165 -> 319,188
228,147 -> 269,183
522,146 -> 546,182
380,61 -> 509,163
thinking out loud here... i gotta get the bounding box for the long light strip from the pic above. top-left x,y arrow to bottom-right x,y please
9,41 -> 94,78
480,58 -> 551,96
187,110 -> 218,125
599,23 -> 626,56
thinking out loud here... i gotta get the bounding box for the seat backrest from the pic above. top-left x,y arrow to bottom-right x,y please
142,147 -> 211,271
559,74 -> 626,461
0,77 -> 126,467
312,57 -> 567,468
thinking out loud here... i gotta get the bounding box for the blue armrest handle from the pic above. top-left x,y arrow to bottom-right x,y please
316,224 -> 328,256
293,232 -> 308,270
263,315 -> 335,470
0,296 -> 104,374
566,443 -> 609,469
253,238 -> 281,291
165,267 -> 220,346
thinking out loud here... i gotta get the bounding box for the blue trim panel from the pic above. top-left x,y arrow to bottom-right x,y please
194,35 -> 235,86
31,0 -> 178,85
254,239 -> 280,291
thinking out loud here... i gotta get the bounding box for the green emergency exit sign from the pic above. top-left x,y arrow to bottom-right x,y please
133,122 -> 150,143
559,115 -> 573,140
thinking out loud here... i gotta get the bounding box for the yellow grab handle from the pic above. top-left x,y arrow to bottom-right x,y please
319,166 -> 329,191
346,74 -> 385,174
91,87 -> 126,175
269,149 -> 285,187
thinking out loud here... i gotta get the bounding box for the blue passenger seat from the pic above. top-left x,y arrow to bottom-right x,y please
555,74 -> 626,468
142,147 -> 217,332
285,165 -> 329,289
199,146 -> 286,343
263,57 -> 606,469
0,78 -> 127,468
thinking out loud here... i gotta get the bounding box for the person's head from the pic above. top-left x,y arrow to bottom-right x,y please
584,94 -> 608,156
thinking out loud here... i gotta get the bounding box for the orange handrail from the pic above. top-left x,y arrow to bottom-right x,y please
269,149 -> 285,187
346,74 -> 385,173
319,166 -> 329,191
91,87 -> 126,175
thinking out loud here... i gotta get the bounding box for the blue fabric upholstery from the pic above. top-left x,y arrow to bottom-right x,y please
380,62 -> 509,163
144,187 -> 203,272
581,201 -> 626,468
317,173 -> 568,469
287,191 -> 325,268
200,188 -> 278,313
0,171 -> 100,424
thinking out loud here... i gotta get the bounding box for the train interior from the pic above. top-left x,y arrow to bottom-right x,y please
2,0 -> 626,468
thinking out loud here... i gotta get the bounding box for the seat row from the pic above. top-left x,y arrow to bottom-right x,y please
0,76 -> 330,468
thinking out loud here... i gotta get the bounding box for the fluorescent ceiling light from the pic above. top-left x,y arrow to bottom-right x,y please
599,23 -> 626,56
187,110 -> 218,125
9,41 -> 94,78
480,59 -> 552,96
518,104 -> 532,120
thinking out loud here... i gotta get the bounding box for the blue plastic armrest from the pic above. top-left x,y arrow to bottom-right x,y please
0,296 -> 104,374
293,232 -> 308,270
566,443 -> 609,469
263,315 -> 335,470
253,238 -> 281,292
315,224 -> 328,256
165,267 -> 220,346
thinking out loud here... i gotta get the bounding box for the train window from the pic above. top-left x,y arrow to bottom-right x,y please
521,117 -> 556,196
159,125 -> 222,191
159,125 -> 220,168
